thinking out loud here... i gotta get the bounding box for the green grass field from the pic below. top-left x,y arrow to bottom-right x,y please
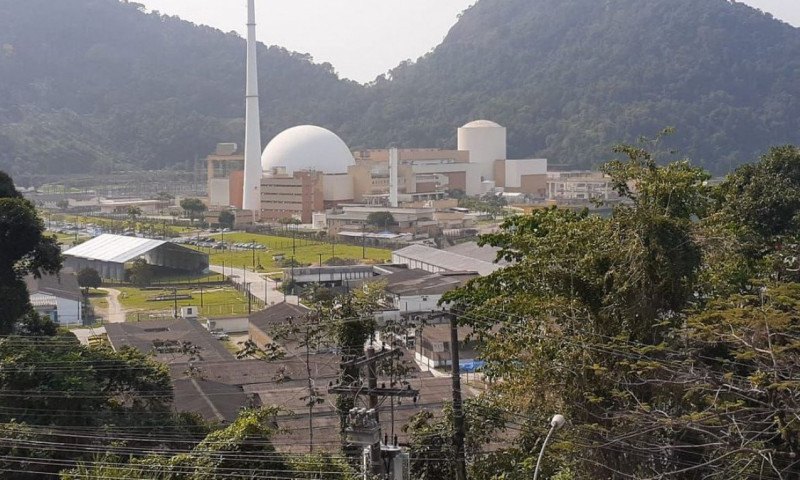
86,289 -> 108,310
191,232 -> 391,272
117,285 -> 253,319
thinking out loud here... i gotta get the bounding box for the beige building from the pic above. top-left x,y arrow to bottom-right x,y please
260,168 -> 325,224
207,143 -> 244,209
326,205 -> 438,236
494,158 -> 548,197
350,148 -> 480,200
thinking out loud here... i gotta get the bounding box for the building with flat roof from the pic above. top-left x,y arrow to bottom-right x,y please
207,143 -> 245,209
64,234 -> 208,281
350,148 -> 479,199
326,205 -> 437,236
547,171 -> 616,201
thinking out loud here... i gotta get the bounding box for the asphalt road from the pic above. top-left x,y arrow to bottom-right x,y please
210,264 -> 284,306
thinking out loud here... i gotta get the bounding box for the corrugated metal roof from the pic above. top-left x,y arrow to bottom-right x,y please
64,234 -> 167,263
392,244 -> 502,276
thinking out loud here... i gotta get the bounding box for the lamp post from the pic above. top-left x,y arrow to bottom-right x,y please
533,414 -> 566,480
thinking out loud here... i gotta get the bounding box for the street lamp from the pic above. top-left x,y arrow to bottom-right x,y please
533,414 -> 566,480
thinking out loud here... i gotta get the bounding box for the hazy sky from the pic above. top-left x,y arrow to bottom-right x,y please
138,0 -> 800,83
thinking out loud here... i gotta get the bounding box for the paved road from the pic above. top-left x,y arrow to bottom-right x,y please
210,264 -> 284,306
98,287 -> 126,323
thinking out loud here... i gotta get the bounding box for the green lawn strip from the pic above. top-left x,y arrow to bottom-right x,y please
116,286 -> 252,318
190,232 -> 391,271
86,289 -> 109,310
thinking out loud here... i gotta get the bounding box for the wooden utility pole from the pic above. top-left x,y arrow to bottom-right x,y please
329,346 -> 419,478
450,314 -> 468,480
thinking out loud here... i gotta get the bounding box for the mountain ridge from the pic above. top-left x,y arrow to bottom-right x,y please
1,0 -> 798,178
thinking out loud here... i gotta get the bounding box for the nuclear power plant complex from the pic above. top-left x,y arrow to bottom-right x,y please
199,0 -> 613,230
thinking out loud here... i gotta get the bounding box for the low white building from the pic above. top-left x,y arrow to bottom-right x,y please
382,269 -> 477,313
25,273 -> 84,326
547,171 -> 615,201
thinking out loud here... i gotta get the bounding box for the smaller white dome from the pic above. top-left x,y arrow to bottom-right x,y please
461,119 -> 503,129
261,125 -> 354,174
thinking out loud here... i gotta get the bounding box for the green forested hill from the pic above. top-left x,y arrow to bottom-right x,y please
0,0 -> 798,178
350,0 -> 800,172
0,0 -> 363,175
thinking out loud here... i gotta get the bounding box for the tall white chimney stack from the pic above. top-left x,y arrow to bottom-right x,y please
389,147 -> 399,208
242,0 -> 262,215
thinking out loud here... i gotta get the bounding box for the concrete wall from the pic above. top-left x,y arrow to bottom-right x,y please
503,158 -> 547,188
209,179 -> 231,207
322,173 -> 354,202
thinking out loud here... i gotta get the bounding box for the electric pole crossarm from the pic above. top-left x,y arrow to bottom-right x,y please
340,347 -> 403,368
328,386 -> 419,397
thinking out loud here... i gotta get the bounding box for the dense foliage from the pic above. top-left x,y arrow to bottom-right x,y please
2,0 -> 799,178
0,171 -> 61,333
432,144 -> 800,478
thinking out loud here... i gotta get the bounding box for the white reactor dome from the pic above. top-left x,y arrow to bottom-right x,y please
261,125 -> 355,174
461,119 -> 503,128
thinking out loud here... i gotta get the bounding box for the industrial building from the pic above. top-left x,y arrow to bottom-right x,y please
391,244 -> 504,277
207,142 -> 244,208
547,170 -> 616,201
63,234 -> 209,281
206,119 -> 551,225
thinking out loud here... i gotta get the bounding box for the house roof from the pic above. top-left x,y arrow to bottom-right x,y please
249,302 -> 311,334
374,269 -> 477,297
64,234 -> 205,264
444,241 -> 508,265
105,318 -> 234,364
172,377 -> 258,424
25,272 -> 82,302
392,244 -> 503,276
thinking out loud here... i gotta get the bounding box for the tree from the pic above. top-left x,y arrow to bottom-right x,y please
180,197 -> 207,224
366,211 -> 396,230
441,142 -> 732,478
62,407 -> 357,479
126,205 -> 142,221
77,267 -> 102,292
127,258 -> 154,287
55,199 -> 69,211
218,209 -> 235,229
0,171 -> 62,334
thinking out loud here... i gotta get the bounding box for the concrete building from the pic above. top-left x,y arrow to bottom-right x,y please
207,143 -> 245,208
98,198 -> 171,215
326,205 -> 438,236
260,168 -> 325,224
374,268 -> 477,314
64,234 -> 209,281
547,171 -> 615,201
350,148 -> 480,199
494,158 -> 548,197
25,272 -> 84,326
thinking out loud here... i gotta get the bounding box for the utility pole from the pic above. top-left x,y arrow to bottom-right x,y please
450,314 -> 468,480
172,288 -> 178,318
361,222 -> 366,259
246,282 -> 252,315
329,346 -> 419,478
